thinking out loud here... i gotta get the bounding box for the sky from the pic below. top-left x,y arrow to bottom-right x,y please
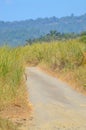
0,0 -> 86,21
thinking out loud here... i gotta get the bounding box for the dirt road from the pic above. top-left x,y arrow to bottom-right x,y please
23,67 -> 86,130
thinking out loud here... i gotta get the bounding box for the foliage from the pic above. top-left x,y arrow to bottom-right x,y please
79,31 -> 86,43
0,13 -> 86,46
26,31 -> 78,45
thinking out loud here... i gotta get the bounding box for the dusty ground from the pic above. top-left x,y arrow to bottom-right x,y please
0,103 -> 32,127
1,67 -> 86,130
19,67 -> 86,130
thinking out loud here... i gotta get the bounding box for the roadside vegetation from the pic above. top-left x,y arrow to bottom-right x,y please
0,46 -> 30,130
0,32 -> 86,129
24,38 -> 86,94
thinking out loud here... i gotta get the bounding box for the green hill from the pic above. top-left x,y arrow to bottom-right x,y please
0,14 -> 86,46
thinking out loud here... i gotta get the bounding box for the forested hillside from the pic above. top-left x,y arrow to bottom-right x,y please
0,13 -> 86,46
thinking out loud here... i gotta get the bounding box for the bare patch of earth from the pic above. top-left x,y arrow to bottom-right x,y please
0,103 -> 32,128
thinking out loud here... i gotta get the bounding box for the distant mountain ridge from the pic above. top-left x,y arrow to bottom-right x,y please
0,13 -> 86,46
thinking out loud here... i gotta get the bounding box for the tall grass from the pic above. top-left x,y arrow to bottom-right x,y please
0,39 -> 86,129
1,40 -> 85,103
23,40 -> 86,91
0,46 -> 25,109
0,46 -> 28,130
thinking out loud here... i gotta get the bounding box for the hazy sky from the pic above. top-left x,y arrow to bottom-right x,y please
0,0 -> 86,21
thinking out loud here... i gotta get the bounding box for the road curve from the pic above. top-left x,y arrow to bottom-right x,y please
25,67 -> 86,130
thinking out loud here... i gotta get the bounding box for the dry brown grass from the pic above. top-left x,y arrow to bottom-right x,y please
38,65 -> 86,95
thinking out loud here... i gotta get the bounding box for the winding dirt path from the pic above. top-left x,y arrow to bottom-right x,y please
22,67 -> 86,130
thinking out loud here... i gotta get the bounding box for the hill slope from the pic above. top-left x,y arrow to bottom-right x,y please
0,14 -> 86,46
